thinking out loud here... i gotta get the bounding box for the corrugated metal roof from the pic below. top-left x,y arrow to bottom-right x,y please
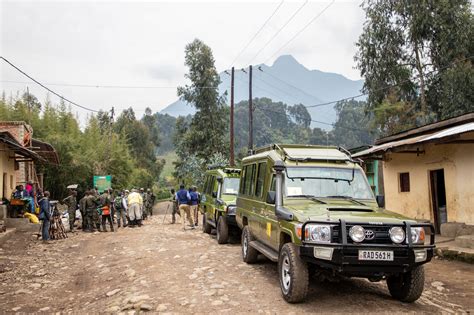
353,121 -> 474,158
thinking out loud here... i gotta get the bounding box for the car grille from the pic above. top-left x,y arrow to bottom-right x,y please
332,225 -> 394,245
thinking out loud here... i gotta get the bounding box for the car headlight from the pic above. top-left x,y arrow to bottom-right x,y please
349,225 -> 365,243
410,227 -> 425,244
389,227 -> 405,244
296,224 -> 332,243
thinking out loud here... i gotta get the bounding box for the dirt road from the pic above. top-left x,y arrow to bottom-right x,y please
1,202 -> 473,313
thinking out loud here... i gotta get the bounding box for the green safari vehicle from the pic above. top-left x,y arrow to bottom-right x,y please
236,144 -> 435,303
201,167 -> 241,244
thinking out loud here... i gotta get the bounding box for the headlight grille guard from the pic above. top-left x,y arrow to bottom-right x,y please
300,219 -> 435,249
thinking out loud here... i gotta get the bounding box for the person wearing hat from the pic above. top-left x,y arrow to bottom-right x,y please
145,188 -> 156,217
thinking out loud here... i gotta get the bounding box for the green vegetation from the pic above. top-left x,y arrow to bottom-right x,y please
173,39 -> 229,186
0,92 -> 164,198
355,0 -> 474,134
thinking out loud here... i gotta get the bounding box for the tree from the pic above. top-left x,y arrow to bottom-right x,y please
355,0 -> 474,134
331,100 -> 377,149
177,39 -> 228,161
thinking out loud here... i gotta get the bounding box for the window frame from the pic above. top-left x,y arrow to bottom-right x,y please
255,162 -> 267,198
399,172 -> 410,192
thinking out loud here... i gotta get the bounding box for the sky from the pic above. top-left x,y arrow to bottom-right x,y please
0,0 -> 365,121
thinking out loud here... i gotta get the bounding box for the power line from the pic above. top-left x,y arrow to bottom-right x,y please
247,0 -> 308,65
0,80 -> 220,89
263,0 -> 335,64
262,54 -> 474,109
0,56 -> 100,112
229,0 -> 284,68
259,66 -> 322,102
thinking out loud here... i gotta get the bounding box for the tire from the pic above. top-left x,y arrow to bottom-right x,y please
278,243 -> 309,303
386,265 -> 425,303
202,213 -> 212,234
216,215 -> 229,244
241,226 -> 258,264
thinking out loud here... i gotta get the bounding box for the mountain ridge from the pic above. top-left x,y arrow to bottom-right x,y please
161,55 -> 364,129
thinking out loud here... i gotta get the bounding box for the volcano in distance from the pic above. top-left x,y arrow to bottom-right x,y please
160,55 -> 364,129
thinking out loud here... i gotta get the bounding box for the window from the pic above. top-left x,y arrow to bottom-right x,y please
255,162 -> 267,198
211,176 -> 217,194
239,166 -> 247,194
399,172 -> 410,192
245,164 -> 256,196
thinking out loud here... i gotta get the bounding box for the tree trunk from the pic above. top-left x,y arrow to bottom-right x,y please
414,41 -> 427,117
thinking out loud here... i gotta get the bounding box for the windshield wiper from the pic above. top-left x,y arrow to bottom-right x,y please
287,195 -> 326,204
325,195 -> 367,206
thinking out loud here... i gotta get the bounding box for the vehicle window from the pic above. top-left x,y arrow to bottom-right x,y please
211,176 -> 217,194
239,166 -> 247,194
284,167 -> 374,199
222,177 -> 239,195
255,162 -> 267,198
203,175 -> 210,194
270,174 -> 275,191
245,164 -> 256,196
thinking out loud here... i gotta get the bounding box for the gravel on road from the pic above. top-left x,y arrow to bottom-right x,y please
0,202 -> 473,313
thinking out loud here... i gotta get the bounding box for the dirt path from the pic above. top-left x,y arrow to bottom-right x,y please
1,202 -> 473,313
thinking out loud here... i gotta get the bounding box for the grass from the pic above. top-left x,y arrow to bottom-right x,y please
157,150 -> 177,181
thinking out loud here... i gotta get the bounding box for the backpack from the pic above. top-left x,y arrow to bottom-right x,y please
114,197 -> 122,210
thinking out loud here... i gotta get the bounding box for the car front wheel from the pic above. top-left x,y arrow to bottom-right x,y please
278,243 -> 309,303
386,265 -> 425,303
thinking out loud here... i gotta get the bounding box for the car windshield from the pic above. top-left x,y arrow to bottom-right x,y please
222,177 -> 239,195
284,167 -> 374,200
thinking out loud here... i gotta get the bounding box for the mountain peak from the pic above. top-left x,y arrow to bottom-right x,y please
271,55 -> 306,69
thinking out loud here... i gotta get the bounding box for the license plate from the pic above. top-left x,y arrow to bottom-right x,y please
358,250 -> 394,261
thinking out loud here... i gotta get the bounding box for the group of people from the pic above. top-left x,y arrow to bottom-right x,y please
39,187 -> 156,242
171,185 -> 201,231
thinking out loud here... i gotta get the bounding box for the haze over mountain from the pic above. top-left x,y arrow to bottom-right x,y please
161,55 -> 364,129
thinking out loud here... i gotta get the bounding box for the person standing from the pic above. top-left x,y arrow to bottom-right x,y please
100,189 -> 114,232
79,191 -> 89,230
127,189 -> 143,227
85,190 -> 99,232
176,184 -> 194,230
62,190 -> 78,232
190,187 -> 199,227
39,191 -> 51,242
122,190 -> 130,226
114,191 -> 127,228
145,188 -> 155,217
170,188 -> 178,224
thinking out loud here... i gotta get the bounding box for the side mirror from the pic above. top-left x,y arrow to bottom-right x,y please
212,192 -> 217,198
376,195 -> 385,208
266,191 -> 276,204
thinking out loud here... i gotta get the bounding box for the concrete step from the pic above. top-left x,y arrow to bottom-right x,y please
455,235 -> 474,249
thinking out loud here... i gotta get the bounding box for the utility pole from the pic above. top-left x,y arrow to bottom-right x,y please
248,65 -> 253,153
229,67 -> 235,167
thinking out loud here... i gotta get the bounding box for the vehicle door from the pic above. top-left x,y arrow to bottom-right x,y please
239,164 -> 261,237
257,163 -> 278,249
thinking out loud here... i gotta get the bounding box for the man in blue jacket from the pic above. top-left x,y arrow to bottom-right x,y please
175,184 -> 194,230
39,191 -> 51,242
190,187 -> 200,227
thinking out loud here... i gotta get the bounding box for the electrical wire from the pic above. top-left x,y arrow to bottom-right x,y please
247,0 -> 308,65
229,0 -> 284,68
0,79 -> 220,89
0,56 -> 100,112
263,0 -> 335,64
